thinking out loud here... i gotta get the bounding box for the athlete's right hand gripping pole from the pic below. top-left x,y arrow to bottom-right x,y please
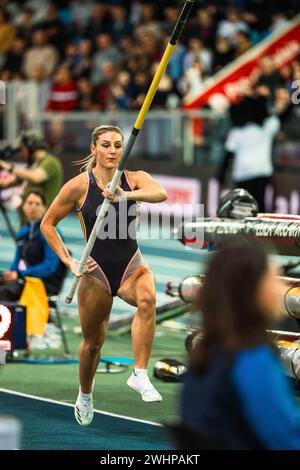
65,0 -> 196,304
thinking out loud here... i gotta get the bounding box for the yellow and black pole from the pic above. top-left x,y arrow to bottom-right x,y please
66,0 -> 196,304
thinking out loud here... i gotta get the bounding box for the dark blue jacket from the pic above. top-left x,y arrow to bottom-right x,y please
181,345 -> 300,450
10,220 -> 62,290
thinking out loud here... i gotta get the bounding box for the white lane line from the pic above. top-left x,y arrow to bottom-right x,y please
0,388 -> 162,427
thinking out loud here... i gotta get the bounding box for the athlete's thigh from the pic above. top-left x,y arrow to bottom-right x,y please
117,265 -> 156,307
78,274 -> 113,341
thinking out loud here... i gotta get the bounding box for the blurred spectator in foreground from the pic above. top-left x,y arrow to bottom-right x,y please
47,64 -> 78,112
22,28 -> 59,80
0,189 -> 62,302
218,91 -> 280,211
181,243 -> 300,449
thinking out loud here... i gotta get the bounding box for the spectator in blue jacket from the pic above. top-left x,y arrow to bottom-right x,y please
0,189 -> 63,301
181,242 -> 300,450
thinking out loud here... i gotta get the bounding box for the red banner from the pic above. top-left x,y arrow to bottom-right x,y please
184,14 -> 300,109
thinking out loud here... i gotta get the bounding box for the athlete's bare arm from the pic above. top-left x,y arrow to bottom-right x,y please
102,170 -> 168,203
41,173 -> 97,276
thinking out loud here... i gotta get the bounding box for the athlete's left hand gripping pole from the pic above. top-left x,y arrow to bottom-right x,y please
65,0 -> 196,304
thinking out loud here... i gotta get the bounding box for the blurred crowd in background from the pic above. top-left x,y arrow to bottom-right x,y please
0,0 -> 299,115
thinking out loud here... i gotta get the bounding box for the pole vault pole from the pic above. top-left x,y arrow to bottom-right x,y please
65,0 -> 196,304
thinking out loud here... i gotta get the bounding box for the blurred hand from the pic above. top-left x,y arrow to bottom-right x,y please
69,258 -> 98,278
0,173 -> 16,188
256,85 -> 270,97
2,271 -> 18,282
102,183 -> 127,202
0,160 -> 13,171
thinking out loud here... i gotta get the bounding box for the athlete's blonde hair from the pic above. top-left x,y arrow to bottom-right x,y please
74,125 -> 124,172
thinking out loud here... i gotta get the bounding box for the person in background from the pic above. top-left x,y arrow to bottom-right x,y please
220,90 -> 280,211
0,189 -> 62,301
273,86 -> 300,142
0,7 -> 15,56
22,28 -> 58,81
212,36 -> 234,73
187,8 -> 216,49
110,4 -> 131,46
37,3 -> 65,55
184,38 -> 212,75
1,35 -> 26,81
256,56 -> 285,100
71,39 -> 92,79
234,31 -> 252,58
47,64 -> 78,112
90,33 -> 120,87
82,2 -> 111,43
181,242 -> 300,450
15,7 -> 35,43
217,7 -> 249,45
0,130 -> 63,216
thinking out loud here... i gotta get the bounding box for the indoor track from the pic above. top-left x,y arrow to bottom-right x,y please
0,389 -> 168,450
0,212 -> 202,450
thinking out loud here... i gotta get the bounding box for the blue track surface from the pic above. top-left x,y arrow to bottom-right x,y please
0,390 -> 172,450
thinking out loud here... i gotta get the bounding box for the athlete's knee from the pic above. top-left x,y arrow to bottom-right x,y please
83,340 -> 102,355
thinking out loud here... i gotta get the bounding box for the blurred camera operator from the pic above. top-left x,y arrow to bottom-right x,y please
0,130 -> 63,217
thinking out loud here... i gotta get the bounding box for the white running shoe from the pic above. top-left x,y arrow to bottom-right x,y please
74,391 -> 94,426
127,372 -> 163,403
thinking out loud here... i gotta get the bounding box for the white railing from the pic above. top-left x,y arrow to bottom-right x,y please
2,81 -> 224,166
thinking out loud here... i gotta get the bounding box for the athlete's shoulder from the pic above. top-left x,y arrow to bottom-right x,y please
125,170 -> 153,186
59,172 -> 89,201
128,170 -> 151,177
